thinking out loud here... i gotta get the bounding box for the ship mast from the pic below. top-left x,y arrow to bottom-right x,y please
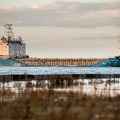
4,24 -> 14,41
118,35 -> 120,56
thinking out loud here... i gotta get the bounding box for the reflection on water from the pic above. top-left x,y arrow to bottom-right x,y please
1,78 -> 120,97
0,66 -> 120,97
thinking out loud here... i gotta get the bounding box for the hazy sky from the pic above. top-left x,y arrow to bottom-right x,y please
0,0 -> 120,58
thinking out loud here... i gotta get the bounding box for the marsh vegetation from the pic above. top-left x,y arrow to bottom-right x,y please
0,77 -> 120,120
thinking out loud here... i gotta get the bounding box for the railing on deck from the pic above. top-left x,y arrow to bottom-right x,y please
16,58 -> 108,66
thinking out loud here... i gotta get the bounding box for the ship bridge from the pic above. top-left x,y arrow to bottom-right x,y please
0,24 -> 27,59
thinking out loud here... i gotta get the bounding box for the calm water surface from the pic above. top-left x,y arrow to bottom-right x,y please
0,66 -> 120,75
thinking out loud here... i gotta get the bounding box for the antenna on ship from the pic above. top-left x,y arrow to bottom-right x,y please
4,24 -> 14,41
118,35 -> 120,56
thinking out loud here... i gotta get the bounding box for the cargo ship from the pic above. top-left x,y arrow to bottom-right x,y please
0,24 -> 120,67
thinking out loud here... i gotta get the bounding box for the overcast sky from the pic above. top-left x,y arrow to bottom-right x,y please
0,0 -> 120,58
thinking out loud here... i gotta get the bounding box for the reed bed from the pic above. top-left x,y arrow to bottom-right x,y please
0,75 -> 120,120
0,87 -> 120,120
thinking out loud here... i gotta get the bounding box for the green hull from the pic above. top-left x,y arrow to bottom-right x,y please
0,59 -> 26,66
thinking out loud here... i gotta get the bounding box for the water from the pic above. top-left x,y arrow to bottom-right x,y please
0,66 -> 120,75
0,66 -> 120,97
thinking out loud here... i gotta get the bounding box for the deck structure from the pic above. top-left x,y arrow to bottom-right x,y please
16,58 -> 107,66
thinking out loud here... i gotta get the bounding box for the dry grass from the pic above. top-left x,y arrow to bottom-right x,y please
0,88 -> 120,120
0,76 -> 120,120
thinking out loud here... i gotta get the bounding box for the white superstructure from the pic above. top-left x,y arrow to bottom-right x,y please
0,24 -> 28,58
